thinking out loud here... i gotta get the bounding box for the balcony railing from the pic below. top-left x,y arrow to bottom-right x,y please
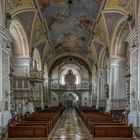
51,79 -> 90,91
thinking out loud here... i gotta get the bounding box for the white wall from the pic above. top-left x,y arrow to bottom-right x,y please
49,92 -> 59,107
81,92 -> 90,106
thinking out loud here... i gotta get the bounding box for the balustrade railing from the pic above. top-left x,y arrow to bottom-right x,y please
51,78 -> 90,90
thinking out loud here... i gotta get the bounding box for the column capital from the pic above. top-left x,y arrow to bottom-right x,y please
108,56 -> 127,67
12,57 -> 30,67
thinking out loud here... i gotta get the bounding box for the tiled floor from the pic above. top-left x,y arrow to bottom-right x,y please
49,109 -> 140,140
49,108 -> 93,140
6,109 -> 140,140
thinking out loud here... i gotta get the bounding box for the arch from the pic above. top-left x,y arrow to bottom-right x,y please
0,1 -> 3,25
114,22 -> 129,56
98,48 -> 108,69
9,19 -> 29,57
60,65 -> 81,85
33,48 -> 42,71
138,1 -> 140,25
60,92 -> 80,107
49,55 -> 91,75
61,92 -> 79,101
110,17 -> 130,56
49,52 -> 92,73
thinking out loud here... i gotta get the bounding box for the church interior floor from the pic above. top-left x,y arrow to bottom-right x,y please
5,109 -> 140,140
48,108 -> 140,140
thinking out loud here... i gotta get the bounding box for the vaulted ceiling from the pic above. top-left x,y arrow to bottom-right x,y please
38,0 -> 102,56
6,0 -> 135,72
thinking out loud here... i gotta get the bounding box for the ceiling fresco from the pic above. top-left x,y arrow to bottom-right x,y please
41,0 -> 102,55
6,0 -> 134,70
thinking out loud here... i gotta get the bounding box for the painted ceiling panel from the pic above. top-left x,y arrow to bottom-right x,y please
39,0 -> 102,55
36,43 -> 46,61
17,11 -> 35,40
94,42 -> 103,58
104,12 -> 123,43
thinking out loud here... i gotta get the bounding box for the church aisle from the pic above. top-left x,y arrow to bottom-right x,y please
49,108 -> 93,140
49,109 -> 138,140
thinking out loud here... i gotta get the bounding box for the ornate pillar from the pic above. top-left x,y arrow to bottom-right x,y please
127,26 -> 140,133
0,25 -> 13,129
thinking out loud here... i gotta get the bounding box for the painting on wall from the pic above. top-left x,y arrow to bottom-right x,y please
42,0 -> 101,55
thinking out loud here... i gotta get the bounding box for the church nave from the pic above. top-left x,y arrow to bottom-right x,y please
1,0 -> 140,139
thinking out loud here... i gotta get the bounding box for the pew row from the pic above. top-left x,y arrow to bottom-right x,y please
8,106 -> 65,139
75,106 -> 133,138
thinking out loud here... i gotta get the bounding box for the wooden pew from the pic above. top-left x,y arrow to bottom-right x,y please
92,124 -> 133,138
8,106 -> 64,139
8,125 -> 47,138
75,106 -> 133,138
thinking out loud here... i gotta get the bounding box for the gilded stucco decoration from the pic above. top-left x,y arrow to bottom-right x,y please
32,15 -> 46,45
93,16 -> 108,46
105,0 -> 135,15
6,0 -> 34,15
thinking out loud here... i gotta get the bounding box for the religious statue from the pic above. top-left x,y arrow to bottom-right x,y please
34,59 -> 37,70
131,88 -> 135,98
104,83 -> 109,99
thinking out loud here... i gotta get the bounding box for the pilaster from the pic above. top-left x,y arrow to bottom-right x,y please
0,25 -> 13,129
127,25 -> 140,135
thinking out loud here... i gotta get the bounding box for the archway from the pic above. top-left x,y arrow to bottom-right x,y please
0,1 -> 3,25
60,92 -> 79,108
9,19 -> 29,76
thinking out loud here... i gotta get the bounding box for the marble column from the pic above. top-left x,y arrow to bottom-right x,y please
43,77 -> 49,107
91,76 -> 97,107
95,69 -> 107,110
107,56 -> 127,111
91,77 -> 97,107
